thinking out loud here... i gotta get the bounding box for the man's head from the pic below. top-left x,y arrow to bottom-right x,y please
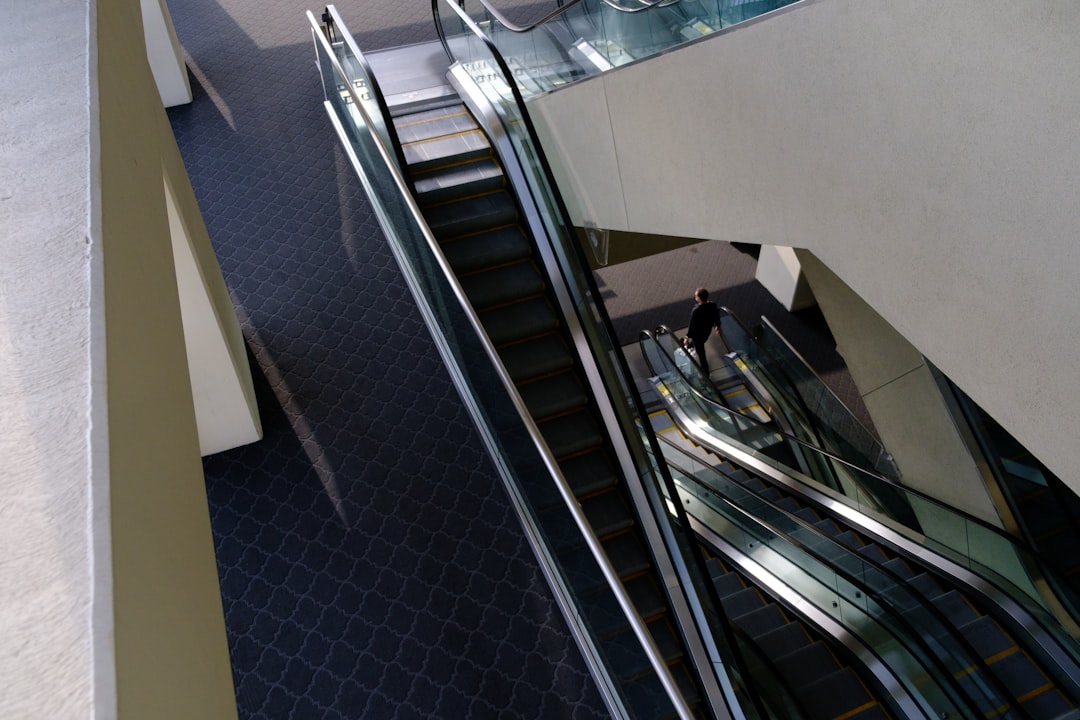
694,288 -> 709,304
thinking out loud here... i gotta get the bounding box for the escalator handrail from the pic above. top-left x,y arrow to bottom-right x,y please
717,307 -> 894,478
432,4 -> 770,719
321,6 -> 414,195
641,328 -> 1080,607
309,10 -> 704,719
659,436 -> 1032,720
644,329 -> 1080,681
446,0 -> 675,36
754,313 -> 893,473
639,330 -> 1045,557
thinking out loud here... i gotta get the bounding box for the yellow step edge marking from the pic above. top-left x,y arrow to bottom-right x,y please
831,700 -> 877,720
401,128 -> 484,147
394,109 -> 469,128
981,645 -> 1020,665
1015,681 -> 1056,704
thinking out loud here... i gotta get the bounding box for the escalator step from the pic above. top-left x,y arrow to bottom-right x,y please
733,604 -> 788,638
797,668 -> 876,720
794,507 -> 821,524
425,190 -> 519,240
555,535 -> 648,595
935,590 -> 980,625
399,128 -> 491,174
625,574 -> 668,620
959,615 -> 1015,660
439,224 -> 529,275
881,556 -> 915,579
754,622 -> 812,660
843,705 -> 891,720
906,572 -> 945,599
1017,685 -> 1075,719
722,587 -> 767,619
580,490 -> 633,538
990,650 -> 1057,702
772,641 -> 841,688
705,558 -> 728,579
711,572 -> 744,598
775,496 -> 802,514
668,658 -> 704,709
605,625 -> 660,683
560,450 -> 619,498
856,543 -> 890,563
392,103 -> 477,143
758,486 -> 783,503
833,530 -> 865,551
480,296 -> 558,346
541,410 -> 603,459
646,617 -> 685,664
602,531 -> 652,578
577,583 -> 632,638
461,260 -> 544,310
814,518 -> 844,537
499,333 -> 573,384
518,371 -> 588,421
413,157 -> 505,207
619,671 -> 673,720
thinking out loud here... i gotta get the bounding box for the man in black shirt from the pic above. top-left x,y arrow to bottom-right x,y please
685,287 -> 722,375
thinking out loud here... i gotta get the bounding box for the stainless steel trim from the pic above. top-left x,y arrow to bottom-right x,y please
310,12 -> 696,719
655,374 -> 1080,694
447,60 -> 716,720
683,502 -> 936,720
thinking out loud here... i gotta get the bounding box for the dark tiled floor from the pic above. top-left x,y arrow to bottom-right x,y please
166,0 -> 869,717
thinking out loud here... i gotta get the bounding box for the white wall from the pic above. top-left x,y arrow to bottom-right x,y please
0,1 -> 97,716
530,0 -> 1080,490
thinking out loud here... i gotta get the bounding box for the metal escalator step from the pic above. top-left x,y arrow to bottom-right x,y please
842,704 -> 891,720
794,507 -> 821,524
711,572 -> 744,598
758,486 -> 782,502
775,496 -> 802,514
990,650 -> 1058,702
721,587 -> 767,619
560,450 -> 619,498
424,190 -> 518,240
959,615 -> 1015,660
605,625 -> 660,682
814,518 -> 844,537
556,533 -> 649,595
439,224 -> 528,276
856,542 -> 891,563
935,590 -> 981,626
413,158 -> 505,206
539,410 -> 603,459
393,104 -> 477,143
581,489 -> 633,538
733,604 -> 788,638
480,297 -> 558,347
796,668 -> 877,720
625,574 -> 668,620
881,556 -> 915,579
460,260 -> 544,311
668,658 -> 703,709
399,128 -> 490,173
833,530 -> 864,551
905,572 -> 945,599
754,622 -> 812,660
646,617 -> 685,664
772,641 -> 843,689
518,371 -> 588,421
618,671 -> 672,719
1017,684 -> 1075,719
577,582 -> 632,638
499,333 -> 573,384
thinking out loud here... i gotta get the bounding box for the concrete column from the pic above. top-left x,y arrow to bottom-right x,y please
796,250 -> 1001,527
755,245 -> 816,311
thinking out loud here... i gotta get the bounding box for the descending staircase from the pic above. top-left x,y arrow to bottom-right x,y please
391,94 -> 706,717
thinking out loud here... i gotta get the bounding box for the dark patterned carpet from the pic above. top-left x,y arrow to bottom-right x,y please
166,0 -> 606,717
165,0 -> 866,717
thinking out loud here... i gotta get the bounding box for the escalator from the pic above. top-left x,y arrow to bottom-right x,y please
394,91 -> 708,717
640,327 -> 1080,719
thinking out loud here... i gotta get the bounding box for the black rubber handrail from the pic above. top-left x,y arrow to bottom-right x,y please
661,439 -> 1033,720
641,328 -> 1080,657
432,3 -> 765,718
458,0 -> 677,35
